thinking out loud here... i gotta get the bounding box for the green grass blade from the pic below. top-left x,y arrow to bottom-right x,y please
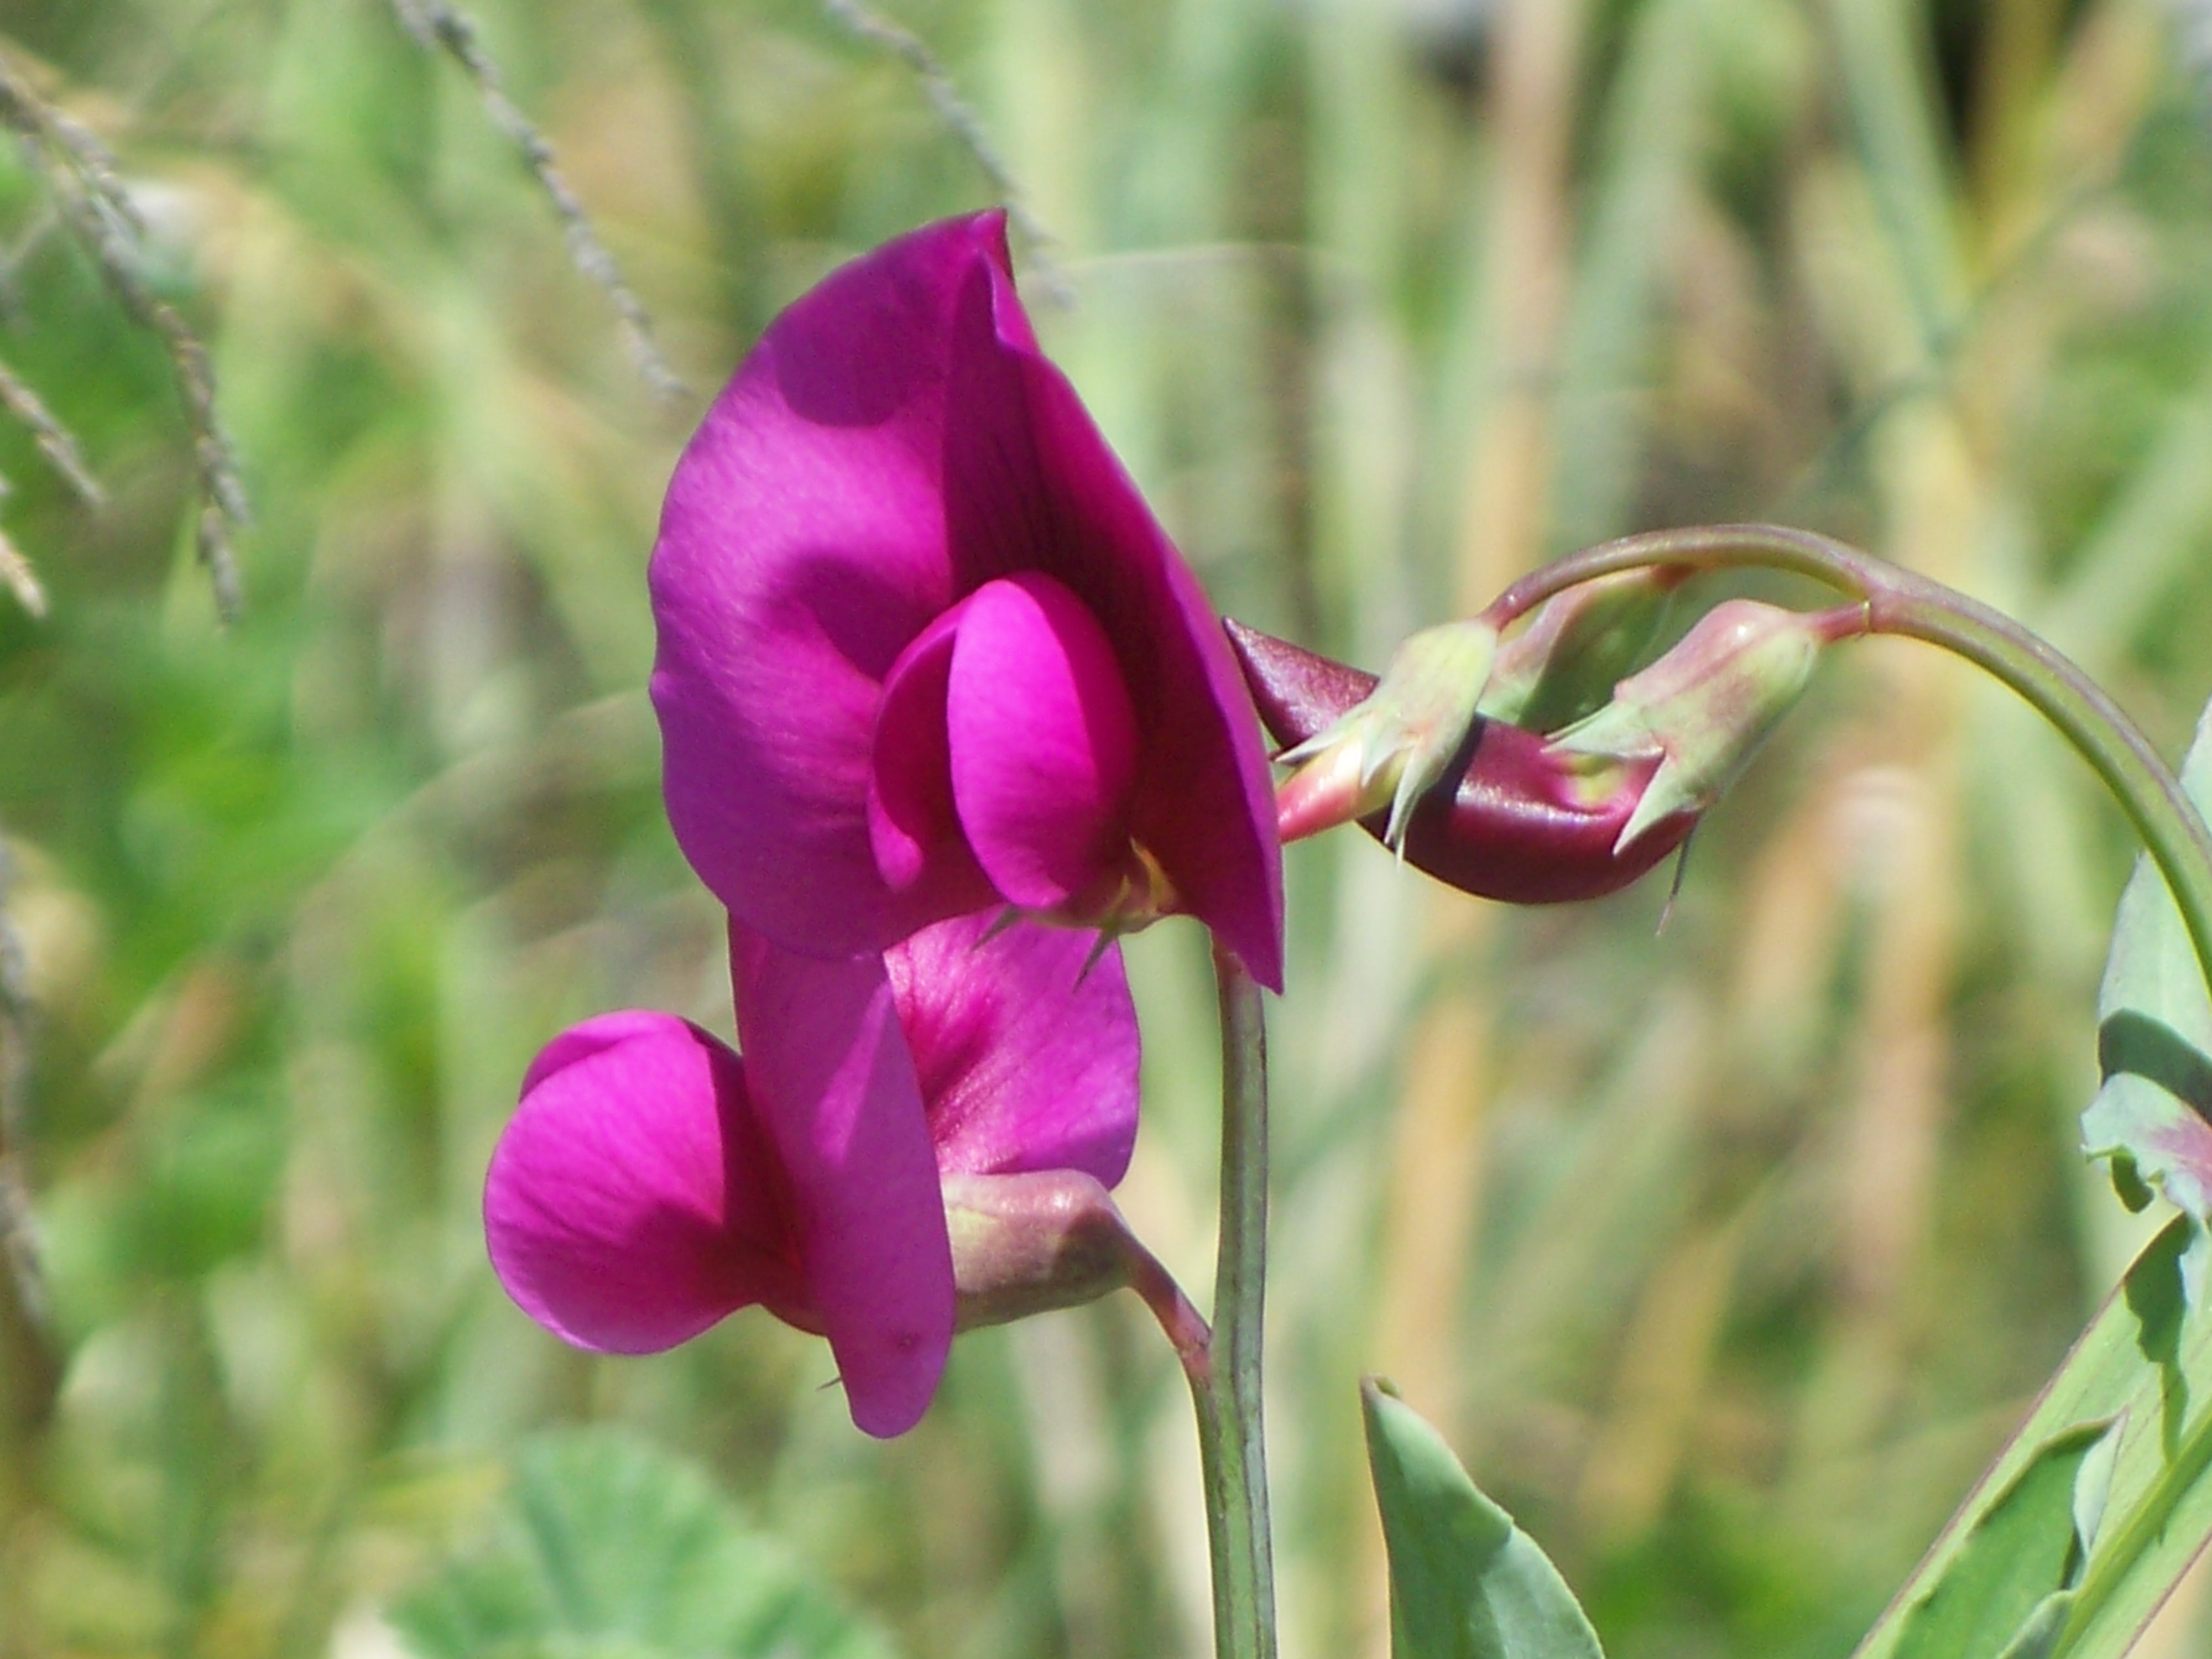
1546,0 -> 1713,554
1818,0 -> 1968,355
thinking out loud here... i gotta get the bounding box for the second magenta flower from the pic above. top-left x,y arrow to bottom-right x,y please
484,915 -> 1144,1439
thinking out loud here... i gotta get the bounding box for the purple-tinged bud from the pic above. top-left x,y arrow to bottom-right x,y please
1225,620 -> 1695,904
1551,598 -> 1823,853
1480,566 -> 1687,734
1274,620 -> 1500,848
943,1170 -> 1140,1332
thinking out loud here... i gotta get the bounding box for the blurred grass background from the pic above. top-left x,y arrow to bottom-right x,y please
3,0 -> 2212,1654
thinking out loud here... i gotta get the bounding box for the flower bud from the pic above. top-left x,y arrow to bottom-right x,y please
1225,620 -> 1696,903
1551,598 -> 1823,853
1479,566 -> 1686,734
1273,620 -> 1500,849
943,1170 -> 1138,1332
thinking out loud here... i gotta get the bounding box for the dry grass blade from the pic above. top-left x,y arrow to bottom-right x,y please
386,0 -> 688,406
818,0 -> 1070,303
0,50 -> 244,620
0,352 -> 101,508
0,834 -> 56,1422
0,518 -> 48,619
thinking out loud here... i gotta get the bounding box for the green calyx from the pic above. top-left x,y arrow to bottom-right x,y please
1553,598 -> 1823,852
1478,566 -> 1682,735
943,1170 -> 1136,1332
1277,619 -> 1500,850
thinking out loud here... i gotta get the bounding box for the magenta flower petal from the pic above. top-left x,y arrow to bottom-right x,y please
939,250 -> 1284,985
946,574 -> 1140,910
728,925 -> 956,1438
651,211 -> 1283,984
484,1012 -> 806,1355
868,598 -> 994,909
653,220 -> 995,958
887,914 -> 1140,1185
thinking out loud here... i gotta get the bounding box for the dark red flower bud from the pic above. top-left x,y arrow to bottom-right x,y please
1223,620 -> 1695,904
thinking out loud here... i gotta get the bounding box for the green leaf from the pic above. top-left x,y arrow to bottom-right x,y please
1886,1418 -> 2114,1659
1361,1378 -> 1605,1659
1994,1595 -> 2072,1659
1853,1218 -> 2212,1659
2083,698 -> 2212,1304
1867,695 -> 2212,1659
391,1428 -> 896,1659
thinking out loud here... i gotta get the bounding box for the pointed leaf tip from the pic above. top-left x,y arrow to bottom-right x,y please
1360,1379 -> 1604,1659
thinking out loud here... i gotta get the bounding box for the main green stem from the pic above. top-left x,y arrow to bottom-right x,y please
1192,941 -> 1276,1659
1485,523 -> 2212,1011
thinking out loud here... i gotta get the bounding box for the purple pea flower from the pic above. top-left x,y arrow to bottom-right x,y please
649,211 -> 1284,988
483,913 -> 1140,1438
1224,620 -> 1697,902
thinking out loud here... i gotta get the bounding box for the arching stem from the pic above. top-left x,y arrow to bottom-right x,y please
1484,523 -> 2212,1011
